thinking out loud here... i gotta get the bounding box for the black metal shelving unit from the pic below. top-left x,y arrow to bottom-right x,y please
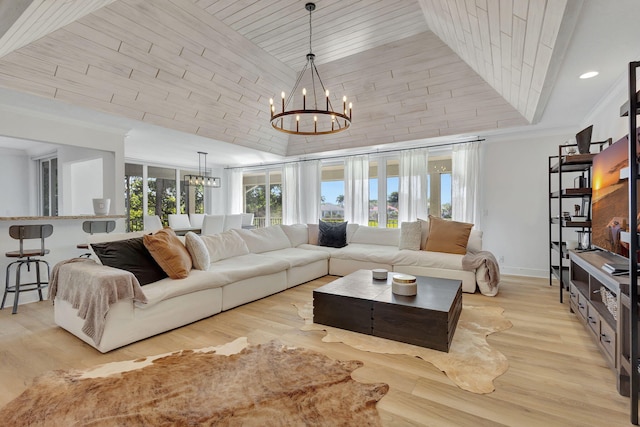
548,146 -> 602,303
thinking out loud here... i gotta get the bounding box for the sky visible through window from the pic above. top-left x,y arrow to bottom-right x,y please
321,176 -> 451,205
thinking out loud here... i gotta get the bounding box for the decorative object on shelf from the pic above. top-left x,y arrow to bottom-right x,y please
574,204 -> 581,217
564,141 -> 577,155
184,152 -> 221,188
268,2 -> 352,136
575,125 -> 593,154
574,176 -> 586,188
391,274 -> 417,296
576,230 -> 591,250
372,268 -> 388,280
92,198 -> 110,215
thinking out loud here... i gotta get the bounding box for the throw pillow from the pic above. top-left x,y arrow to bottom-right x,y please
424,215 -> 473,255
417,218 -> 429,250
318,220 -> 348,248
90,237 -> 167,285
399,221 -> 421,250
143,228 -> 192,279
184,232 -> 210,270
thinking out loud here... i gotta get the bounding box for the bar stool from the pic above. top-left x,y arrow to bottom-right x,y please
77,220 -> 116,257
1,224 -> 53,314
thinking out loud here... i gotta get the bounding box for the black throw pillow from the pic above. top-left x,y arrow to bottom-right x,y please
318,220 -> 348,248
91,237 -> 168,285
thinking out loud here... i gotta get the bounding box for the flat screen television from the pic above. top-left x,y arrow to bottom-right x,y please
591,132 -> 640,258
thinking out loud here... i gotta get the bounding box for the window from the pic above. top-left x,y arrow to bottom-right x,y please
125,163 -> 143,231
427,156 -> 452,219
243,169 -> 281,228
320,163 -> 345,222
269,170 -> 282,226
386,159 -> 399,228
147,166 -> 177,226
180,169 -> 205,215
369,161 -> 378,226
39,157 -> 58,216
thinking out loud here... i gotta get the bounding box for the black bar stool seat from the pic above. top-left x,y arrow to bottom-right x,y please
2,224 -> 53,314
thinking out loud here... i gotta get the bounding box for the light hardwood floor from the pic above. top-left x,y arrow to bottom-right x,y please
0,275 -> 632,426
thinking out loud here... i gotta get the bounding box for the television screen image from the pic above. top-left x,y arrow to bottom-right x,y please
591,134 -> 640,258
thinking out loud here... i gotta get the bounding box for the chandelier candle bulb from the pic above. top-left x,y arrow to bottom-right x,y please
302,88 -> 306,109
325,89 -> 329,110
349,102 -> 352,119
281,91 -> 285,112
296,115 -> 300,132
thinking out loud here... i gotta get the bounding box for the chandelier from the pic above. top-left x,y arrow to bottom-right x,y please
184,151 -> 220,188
269,2 -> 352,136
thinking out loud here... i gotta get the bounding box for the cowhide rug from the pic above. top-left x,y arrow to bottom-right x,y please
0,338 -> 389,426
295,303 -> 512,394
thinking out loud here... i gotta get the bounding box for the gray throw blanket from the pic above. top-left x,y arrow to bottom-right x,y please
462,251 -> 500,294
49,258 -> 147,345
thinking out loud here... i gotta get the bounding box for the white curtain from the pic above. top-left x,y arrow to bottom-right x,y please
451,141 -> 480,225
282,160 -> 320,224
398,148 -> 428,222
282,163 -> 299,225
227,168 -> 244,214
344,155 -> 369,225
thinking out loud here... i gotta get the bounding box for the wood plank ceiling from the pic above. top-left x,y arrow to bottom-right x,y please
0,0 -> 568,158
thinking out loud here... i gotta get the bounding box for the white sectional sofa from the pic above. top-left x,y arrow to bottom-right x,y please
52,222 -> 495,353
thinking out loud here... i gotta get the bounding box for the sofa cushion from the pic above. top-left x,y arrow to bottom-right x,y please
280,224 -> 309,247
208,253 -> 289,283
143,228 -> 192,279
395,249 -> 465,270
233,226 -> 291,253
329,243 -> 403,264
140,269 -> 230,307
200,230 -> 250,263
425,215 -> 473,255
399,221 -> 421,250
91,237 -> 167,285
260,247 -> 329,268
298,243 -> 344,255
184,232 -> 210,270
467,229 -> 483,253
318,221 -> 348,248
350,226 -> 400,246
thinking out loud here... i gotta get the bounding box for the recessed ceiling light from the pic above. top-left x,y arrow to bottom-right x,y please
579,71 -> 599,79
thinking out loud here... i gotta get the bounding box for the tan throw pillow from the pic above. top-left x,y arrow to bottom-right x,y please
424,215 -> 473,255
399,221 -> 421,250
184,232 -> 210,270
417,218 -> 430,250
143,228 -> 192,279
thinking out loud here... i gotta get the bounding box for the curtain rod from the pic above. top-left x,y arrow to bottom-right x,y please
225,137 -> 485,170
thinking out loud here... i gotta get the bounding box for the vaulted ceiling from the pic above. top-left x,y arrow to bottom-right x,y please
0,0 -> 584,161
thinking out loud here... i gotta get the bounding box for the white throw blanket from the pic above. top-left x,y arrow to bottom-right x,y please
49,258 -> 147,345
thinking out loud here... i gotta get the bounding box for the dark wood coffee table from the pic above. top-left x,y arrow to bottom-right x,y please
313,269 -> 462,352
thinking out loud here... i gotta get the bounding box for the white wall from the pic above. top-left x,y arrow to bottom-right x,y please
58,146 -> 114,215
0,107 -> 126,214
0,148 -> 29,216
480,132 -> 572,277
